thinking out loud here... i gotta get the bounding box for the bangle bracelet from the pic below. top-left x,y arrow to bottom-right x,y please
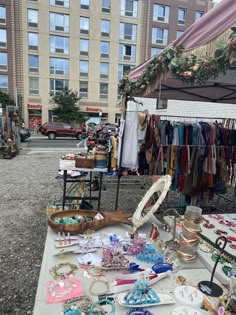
89,280 -> 110,296
87,266 -> 103,280
90,298 -> 115,315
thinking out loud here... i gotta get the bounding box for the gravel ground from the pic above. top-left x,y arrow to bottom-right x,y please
0,149 -> 235,315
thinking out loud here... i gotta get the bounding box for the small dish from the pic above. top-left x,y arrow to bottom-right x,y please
172,306 -> 203,315
174,286 -> 203,307
118,293 -> 175,308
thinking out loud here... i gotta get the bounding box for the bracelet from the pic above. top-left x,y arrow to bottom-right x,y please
87,266 -> 103,280
89,280 -> 110,296
49,262 -> 78,280
90,298 -> 115,315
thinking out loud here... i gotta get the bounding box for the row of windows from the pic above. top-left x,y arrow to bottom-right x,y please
153,4 -> 203,25
27,0 -> 138,17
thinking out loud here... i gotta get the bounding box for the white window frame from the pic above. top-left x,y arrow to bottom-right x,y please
100,41 -> 109,58
28,9 -> 38,28
0,52 -> 7,71
100,83 -> 108,99
80,39 -> 89,56
120,23 -> 137,41
79,60 -> 89,77
152,27 -> 168,46
0,74 -> 8,92
100,62 -> 109,79
79,81 -> 88,98
50,0 -> 69,8
119,44 -> 136,62
80,0 -> 89,10
118,64 -> 133,80
195,11 -> 203,21
121,0 -> 138,18
153,4 -> 169,23
50,78 -> 69,96
151,47 -> 163,57
0,29 -> 7,48
28,32 -> 39,50
29,77 -> 39,95
50,57 -> 69,75
102,0 -> 111,13
178,8 -> 186,25
80,17 -> 89,35
50,35 -> 69,54
28,55 -> 39,73
0,5 -> 6,24
101,20 -> 110,37
50,12 -> 69,33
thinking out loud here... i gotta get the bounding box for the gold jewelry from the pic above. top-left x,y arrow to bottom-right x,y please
184,214 -> 203,224
49,262 -> 78,280
64,295 -> 92,313
87,266 -> 103,280
89,279 -> 110,296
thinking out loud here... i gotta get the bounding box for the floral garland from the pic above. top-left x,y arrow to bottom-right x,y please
119,28 -> 236,96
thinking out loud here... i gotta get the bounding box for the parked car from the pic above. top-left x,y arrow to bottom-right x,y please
20,127 -> 31,142
40,122 -> 82,140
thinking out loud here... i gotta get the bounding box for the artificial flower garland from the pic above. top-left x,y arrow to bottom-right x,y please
119,28 -> 236,96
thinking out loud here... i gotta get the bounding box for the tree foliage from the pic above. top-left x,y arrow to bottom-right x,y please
0,91 -> 15,108
52,89 -> 85,124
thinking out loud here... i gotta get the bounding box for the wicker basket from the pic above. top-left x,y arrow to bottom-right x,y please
48,209 -> 133,235
75,157 -> 95,168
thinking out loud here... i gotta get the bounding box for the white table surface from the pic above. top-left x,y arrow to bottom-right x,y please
33,215 -> 223,315
59,159 -> 107,172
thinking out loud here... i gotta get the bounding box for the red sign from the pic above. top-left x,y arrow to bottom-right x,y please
86,107 -> 102,112
29,114 -> 42,130
27,103 -> 42,109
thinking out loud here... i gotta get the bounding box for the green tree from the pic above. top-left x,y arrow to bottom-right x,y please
52,89 -> 85,124
0,91 -> 15,108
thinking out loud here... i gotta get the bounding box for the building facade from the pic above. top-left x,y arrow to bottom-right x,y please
0,0 -> 210,131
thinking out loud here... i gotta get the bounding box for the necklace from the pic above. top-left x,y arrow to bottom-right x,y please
49,262 -> 78,280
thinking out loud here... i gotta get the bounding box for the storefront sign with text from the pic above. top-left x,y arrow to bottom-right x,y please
86,107 -> 102,112
27,104 -> 42,109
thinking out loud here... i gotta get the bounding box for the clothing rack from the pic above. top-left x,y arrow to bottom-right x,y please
159,114 -> 235,120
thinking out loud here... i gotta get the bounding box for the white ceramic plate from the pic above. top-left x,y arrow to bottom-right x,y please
174,286 -> 203,307
118,292 -> 176,308
172,306 -> 203,315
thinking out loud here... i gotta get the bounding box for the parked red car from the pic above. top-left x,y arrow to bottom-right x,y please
40,122 -> 82,140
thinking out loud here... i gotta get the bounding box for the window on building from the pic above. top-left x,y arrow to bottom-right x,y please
102,0 -> 111,13
156,99 -> 167,110
80,0 -> 89,10
100,62 -> 109,79
0,74 -> 8,92
118,64 -> 133,80
28,55 -> 39,73
29,77 -> 39,95
120,23 -> 137,41
151,47 -> 163,57
100,83 -> 108,99
50,12 -> 69,32
0,29 -> 7,48
79,60 -> 89,77
0,52 -> 7,70
50,0 -> 69,8
178,8 -> 186,25
152,27 -> 168,45
80,17 -> 89,35
153,4 -> 169,23
121,0 -> 138,18
195,11 -> 203,21
176,31 -> 184,39
50,78 -> 69,95
0,6 -> 6,24
50,35 -> 69,54
28,9 -> 38,28
28,32 -> 38,50
100,42 -> 109,59
50,57 -> 69,75
119,44 -> 136,62
101,20 -> 110,37
80,39 -> 89,56
79,81 -> 88,98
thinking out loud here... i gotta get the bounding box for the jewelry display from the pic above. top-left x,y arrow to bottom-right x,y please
63,296 -> 92,314
49,262 -> 78,280
89,279 -> 110,296
131,175 -> 172,232
90,298 -> 115,315
161,208 -> 182,251
101,247 -> 129,270
47,279 -> 82,303
126,237 -> 146,255
174,286 -> 203,307
136,244 -> 164,264
78,253 -> 102,266
87,266 -> 103,280
126,308 -> 153,315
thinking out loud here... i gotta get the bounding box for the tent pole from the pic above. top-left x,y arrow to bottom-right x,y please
114,94 -> 128,210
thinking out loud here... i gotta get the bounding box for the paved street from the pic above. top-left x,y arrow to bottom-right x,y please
21,135 -> 79,150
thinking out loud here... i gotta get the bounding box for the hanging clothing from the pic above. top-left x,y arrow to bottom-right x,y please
120,111 -> 139,170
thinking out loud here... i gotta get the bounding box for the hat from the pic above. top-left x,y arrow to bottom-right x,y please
138,112 -> 147,131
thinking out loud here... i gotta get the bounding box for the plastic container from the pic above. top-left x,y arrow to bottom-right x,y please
185,206 -> 202,220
